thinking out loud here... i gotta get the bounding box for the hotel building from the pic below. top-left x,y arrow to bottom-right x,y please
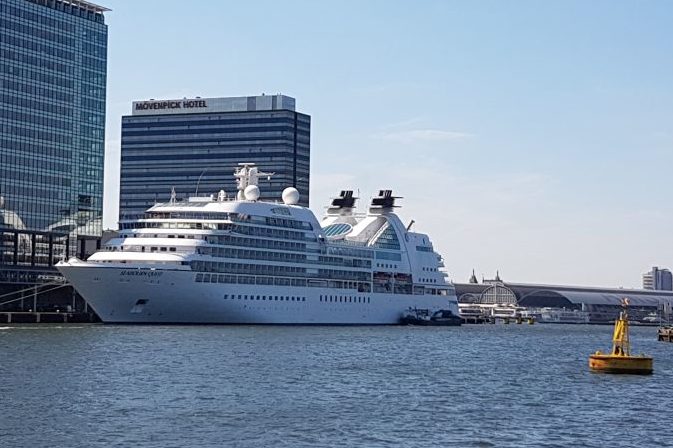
119,94 -> 311,219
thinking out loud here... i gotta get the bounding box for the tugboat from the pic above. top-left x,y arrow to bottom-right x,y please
589,298 -> 653,375
400,308 -> 462,326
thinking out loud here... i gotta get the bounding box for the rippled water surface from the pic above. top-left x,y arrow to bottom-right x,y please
1,323 -> 672,447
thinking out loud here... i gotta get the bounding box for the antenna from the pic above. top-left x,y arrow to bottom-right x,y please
195,168 -> 208,196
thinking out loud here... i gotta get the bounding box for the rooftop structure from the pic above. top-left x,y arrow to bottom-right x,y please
131,94 -> 295,116
25,0 -> 109,19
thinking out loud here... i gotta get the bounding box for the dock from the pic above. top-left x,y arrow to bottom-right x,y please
0,312 -> 98,324
658,327 -> 673,342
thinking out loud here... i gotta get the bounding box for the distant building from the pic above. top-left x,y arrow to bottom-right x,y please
642,266 -> 673,291
119,94 -> 311,219
1,0 -> 108,292
454,280 -> 673,324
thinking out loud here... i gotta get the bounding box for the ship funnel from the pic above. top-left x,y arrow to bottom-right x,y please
369,190 -> 401,214
327,190 -> 357,215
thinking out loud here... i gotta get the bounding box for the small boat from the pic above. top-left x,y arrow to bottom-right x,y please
538,307 -> 590,324
589,299 -> 653,375
658,326 -> 673,342
400,308 -> 462,326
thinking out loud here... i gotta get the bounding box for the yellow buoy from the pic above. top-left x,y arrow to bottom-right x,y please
589,298 -> 653,375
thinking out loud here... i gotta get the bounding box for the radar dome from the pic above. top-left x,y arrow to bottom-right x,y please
244,185 -> 260,201
282,187 -> 300,205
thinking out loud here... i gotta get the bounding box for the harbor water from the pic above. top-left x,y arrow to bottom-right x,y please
1,324 -> 671,447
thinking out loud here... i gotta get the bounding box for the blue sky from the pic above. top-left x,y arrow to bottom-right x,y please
101,0 -> 673,287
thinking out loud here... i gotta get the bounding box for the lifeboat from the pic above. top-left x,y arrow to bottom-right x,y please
589,298 -> 653,375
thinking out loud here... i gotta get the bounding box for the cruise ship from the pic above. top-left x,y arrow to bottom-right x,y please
57,164 -> 459,324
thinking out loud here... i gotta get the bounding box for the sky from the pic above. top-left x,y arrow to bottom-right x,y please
100,0 -> 673,288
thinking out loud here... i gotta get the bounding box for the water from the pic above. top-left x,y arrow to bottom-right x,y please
1,323 -> 671,447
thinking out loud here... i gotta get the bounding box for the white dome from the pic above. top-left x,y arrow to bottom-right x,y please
282,187 -> 300,205
244,185 -> 260,201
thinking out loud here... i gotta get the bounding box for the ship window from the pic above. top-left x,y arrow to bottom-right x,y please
169,247 -> 176,252
322,223 -> 353,238
224,295 -> 228,300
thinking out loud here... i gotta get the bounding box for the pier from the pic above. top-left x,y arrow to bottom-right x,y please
0,280 -> 99,323
0,312 -> 98,324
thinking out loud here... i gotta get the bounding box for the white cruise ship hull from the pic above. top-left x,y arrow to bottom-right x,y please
58,263 -> 458,324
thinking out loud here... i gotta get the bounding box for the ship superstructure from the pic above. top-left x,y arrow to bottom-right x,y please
57,164 -> 458,324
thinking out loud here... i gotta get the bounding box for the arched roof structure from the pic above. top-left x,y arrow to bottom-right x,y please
480,283 -> 517,305
455,282 -> 673,308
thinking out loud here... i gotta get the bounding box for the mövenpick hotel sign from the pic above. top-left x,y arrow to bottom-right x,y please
134,99 -> 207,112
131,95 -> 296,116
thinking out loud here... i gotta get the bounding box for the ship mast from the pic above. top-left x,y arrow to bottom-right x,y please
234,163 -> 274,201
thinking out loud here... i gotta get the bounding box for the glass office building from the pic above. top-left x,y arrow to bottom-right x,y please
0,0 -> 108,288
120,95 -> 311,219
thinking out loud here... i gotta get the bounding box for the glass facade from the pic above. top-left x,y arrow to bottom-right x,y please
0,0 -> 107,283
119,97 -> 310,219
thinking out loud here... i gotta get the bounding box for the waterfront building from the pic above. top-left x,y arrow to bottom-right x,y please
455,278 -> 673,324
119,94 -> 311,219
0,0 -> 108,298
642,266 -> 672,291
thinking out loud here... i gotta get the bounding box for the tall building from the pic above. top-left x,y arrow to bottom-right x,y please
119,94 -> 310,219
642,266 -> 672,291
0,0 -> 108,289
